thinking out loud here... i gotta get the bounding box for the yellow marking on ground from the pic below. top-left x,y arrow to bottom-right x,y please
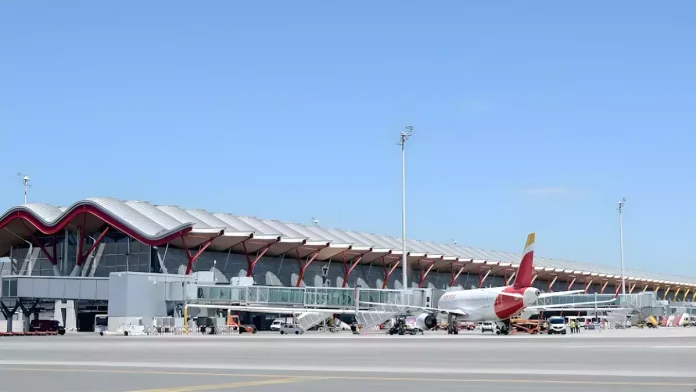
0,367 -> 695,387
128,377 -> 312,392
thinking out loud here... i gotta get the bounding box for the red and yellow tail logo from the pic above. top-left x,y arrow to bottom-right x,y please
513,233 -> 535,289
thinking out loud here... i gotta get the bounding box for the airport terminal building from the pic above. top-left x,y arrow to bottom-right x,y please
1,197 -> 695,331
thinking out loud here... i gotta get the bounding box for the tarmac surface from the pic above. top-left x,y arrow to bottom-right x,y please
0,328 -> 695,391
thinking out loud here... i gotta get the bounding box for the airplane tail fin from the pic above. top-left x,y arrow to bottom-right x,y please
512,233 -> 535,289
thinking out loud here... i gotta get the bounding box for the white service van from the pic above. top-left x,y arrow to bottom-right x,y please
270,317 -> 295,331
547,316 -> 567,334
481,321 -> 497,334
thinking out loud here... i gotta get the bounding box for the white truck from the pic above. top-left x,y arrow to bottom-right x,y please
270,317 -> 296,331
547,316 -> 567,335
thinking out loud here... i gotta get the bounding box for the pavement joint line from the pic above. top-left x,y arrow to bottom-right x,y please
1,367 -> 695,387
0,367 -> 312,379
1,360 -> 695,379
126,377 -> 320,392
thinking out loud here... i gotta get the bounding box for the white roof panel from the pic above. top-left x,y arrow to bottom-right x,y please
213,214 -> 262,233
126,201 -> 186,230
2,197 -> 695,286
155,205 -> 212,229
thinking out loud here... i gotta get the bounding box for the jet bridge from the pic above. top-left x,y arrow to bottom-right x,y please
0,275 -> 110,332
187,284 -> 433,331
1,272 -> 435,333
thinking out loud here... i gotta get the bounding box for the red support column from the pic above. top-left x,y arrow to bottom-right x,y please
341,251 -> 366,288
382,256 -> 400,289
547,275 -> 558,292
52,236 -> 58,265
77,214 -> 87,265
450,264 -> 465,287
478,266 -> 491,288
583,277 -> 593,294
77,227 -> 110,266
417,259 -> 436,288
21,221 -> 58,266
614,281 -> 629,297
567,277 -> 577,291
182,231 -> 223,275
294,247 -> 324,287
241,238 -> 276,277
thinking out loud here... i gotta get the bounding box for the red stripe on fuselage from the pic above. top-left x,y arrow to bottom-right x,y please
494,286 -> 526,320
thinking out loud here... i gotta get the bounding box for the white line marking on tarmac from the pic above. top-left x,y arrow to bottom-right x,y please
650,345 -> 696,349
0,360 -> 694,379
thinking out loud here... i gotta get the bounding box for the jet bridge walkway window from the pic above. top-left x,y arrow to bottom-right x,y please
358,289 -> 415,306
2,279 -> 18,297
304,288 -> 355,307
196,286 -> 248,302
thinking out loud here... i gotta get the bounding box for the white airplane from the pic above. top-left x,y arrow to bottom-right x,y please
365,233 -> 616,335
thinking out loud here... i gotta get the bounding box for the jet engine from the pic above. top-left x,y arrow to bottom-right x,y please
416,312 -> 438,331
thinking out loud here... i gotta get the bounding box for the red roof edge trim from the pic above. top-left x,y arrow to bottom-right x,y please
0,205 -> 193,246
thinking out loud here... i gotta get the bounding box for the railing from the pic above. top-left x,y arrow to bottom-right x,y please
195,286 -> 248,302
192,285 -> 430,309
531,294 -> 617,307
528,293 -> 665,310
617,292 -> 658,308
304,287 -> 356,307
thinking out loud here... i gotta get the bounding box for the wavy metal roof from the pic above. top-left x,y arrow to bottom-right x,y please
0,198 -> 192,241
1,197 -> 694,286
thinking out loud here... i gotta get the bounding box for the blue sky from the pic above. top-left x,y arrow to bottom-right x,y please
1,1 -> 694,276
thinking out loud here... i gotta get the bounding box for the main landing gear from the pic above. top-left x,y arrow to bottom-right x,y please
447,313 -> 459,335
495,320 -> 511,335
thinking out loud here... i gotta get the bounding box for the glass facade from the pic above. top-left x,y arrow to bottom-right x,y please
2,232 -> 680,301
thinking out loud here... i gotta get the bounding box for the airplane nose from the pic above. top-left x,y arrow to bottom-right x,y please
534,289 -> 540,297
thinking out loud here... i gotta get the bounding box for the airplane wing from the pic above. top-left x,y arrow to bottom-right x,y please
358,301 -> 469,317
538,290 -> 585,298
186,304 -> 358,314
527,298 -> 617,310
190,302 -> 470,317
434,308 -> 469,316
481,289 -> 524,299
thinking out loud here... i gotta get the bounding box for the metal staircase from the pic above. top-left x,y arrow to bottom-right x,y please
356,302 -> 403,331
296,312 -> 331,331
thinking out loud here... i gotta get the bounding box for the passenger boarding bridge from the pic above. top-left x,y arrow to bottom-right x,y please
193,284 -> 432,309
2,272 -> 694,332
0,272 -> 436,332
530,292 -> 658,309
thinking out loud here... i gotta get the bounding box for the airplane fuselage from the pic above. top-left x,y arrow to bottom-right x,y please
437,286 -> 541,322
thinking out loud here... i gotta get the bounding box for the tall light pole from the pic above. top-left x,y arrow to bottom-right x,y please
398,126 -> 413,300
618,198 -> 626,297
18,173 -> 30,205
